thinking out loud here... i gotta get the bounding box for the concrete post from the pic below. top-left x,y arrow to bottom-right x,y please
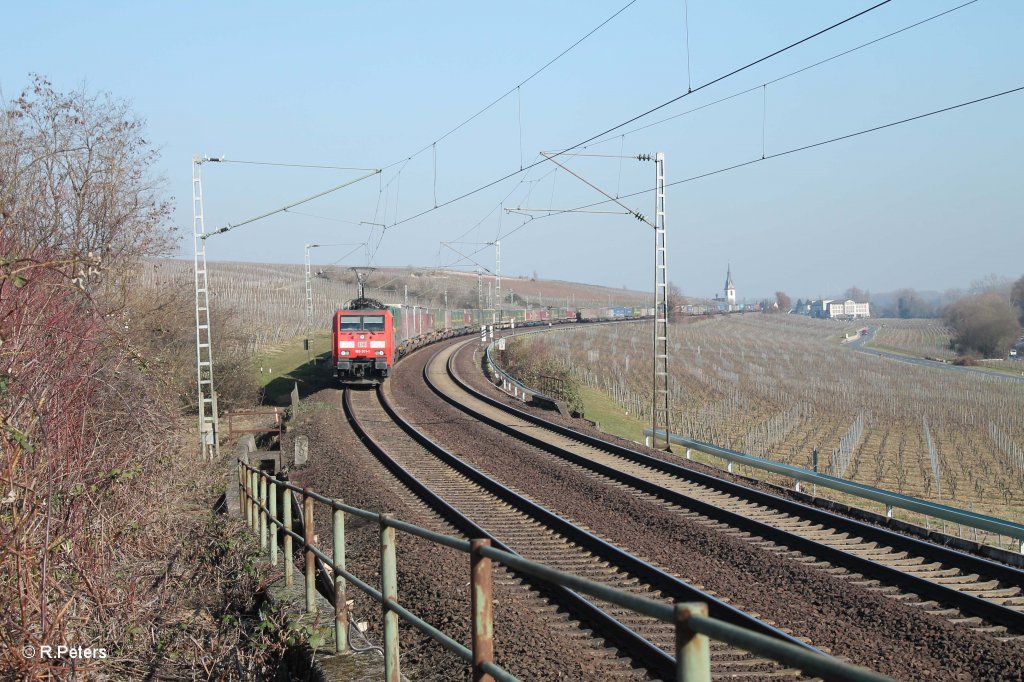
333,504 -> 349,653
294,435 -> 309,467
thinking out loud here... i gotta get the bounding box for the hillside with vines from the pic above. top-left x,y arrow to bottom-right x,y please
509,315 -> 1024,537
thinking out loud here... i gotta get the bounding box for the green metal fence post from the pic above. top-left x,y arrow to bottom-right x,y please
470,539 -> 495,682
333,502 -> 349,653
380,513 -> 400,682
269,480 -> 278,566
303,491 -> 316,614
283,489 -> 294,587
251,471 -> 259,530
675,602 -> 710,682
259,475 -> 268,552
243,465 -> 252,527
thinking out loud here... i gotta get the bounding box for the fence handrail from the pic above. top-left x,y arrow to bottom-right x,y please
644,427 -> 1024,545
238,460 -> 893,682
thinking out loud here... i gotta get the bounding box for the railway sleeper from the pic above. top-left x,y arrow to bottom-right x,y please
973,625 -> 1009,635
967,591 -> 1024,603
909,566 -> 963,578
962,579 -> 1009,591
853,549 -> 905,560
932,573 -> 981,585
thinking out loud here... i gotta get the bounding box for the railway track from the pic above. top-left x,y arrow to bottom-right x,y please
343,385 -> 821,680
425,337 -> 1024,643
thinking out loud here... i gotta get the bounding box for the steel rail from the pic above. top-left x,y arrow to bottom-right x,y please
238,460 -> 892,682
440,340 -> 1024,634
342,387 -> 678,679
488,328 -> 1024,553
392,367 -> 816,652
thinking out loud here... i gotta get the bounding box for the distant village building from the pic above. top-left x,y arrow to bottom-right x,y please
725,265 -> 736,309
810,299 -> 871,319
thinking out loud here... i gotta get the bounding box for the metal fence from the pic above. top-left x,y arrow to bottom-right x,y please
226,407 -> 284,439
644,428 -> 1024,554
237,461 -> 892,682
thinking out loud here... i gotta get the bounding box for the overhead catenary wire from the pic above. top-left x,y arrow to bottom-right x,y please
400,0 -> 986,265
207,158 -> 380,172
205,169 -> 381,239
374,0 -> 896,234
378,0 -> 640,172
539,151 -> 653,227
329,243 -> 368,267
512,84 -> 1024,226
582,0 -> 980,148
282,209 -> 367,226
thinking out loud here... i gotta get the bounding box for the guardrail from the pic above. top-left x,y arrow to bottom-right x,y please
644,428 -> 1024,554
483,320 -> 622,406
237,461 -> 892,682
481,324 -> 1024,554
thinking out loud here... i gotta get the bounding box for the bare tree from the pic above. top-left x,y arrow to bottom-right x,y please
1011,274 -> 1024,325
1,76 -> 183,675
2,76 -> 173,280
775,291 -> 792,313
668,281 -> 684,319
969,273 -> 1012,299
843,286 -> 869,302
944,291 -> 1021,358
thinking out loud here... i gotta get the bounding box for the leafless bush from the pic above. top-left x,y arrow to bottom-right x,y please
0,76 -> 282,679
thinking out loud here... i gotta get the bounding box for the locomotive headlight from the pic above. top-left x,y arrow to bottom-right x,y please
375,350 -> 385,356
340,350 -> 350,356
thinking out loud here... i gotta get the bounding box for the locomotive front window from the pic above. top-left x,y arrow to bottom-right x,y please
363,315 -> 385,331
340,317 -> 362,332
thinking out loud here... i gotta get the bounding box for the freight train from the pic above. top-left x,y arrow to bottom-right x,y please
332,298 -> 394,385
331,302 -> 671,385
332,299 -> 756,384
332,304 -> 592,385
575,306 -> 655,322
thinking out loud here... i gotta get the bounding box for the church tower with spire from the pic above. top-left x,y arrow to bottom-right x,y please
725,265 -> 736,309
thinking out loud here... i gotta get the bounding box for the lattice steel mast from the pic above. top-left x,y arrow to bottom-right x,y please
192,157 -> 220,459
304,243 -> 315,324
494,240 -> 501,321
652,152 -> 671,451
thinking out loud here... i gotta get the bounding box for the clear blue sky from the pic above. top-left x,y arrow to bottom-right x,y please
3,1 -> 1022,301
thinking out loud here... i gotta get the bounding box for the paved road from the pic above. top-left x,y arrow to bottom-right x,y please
846,325 -> 1024,384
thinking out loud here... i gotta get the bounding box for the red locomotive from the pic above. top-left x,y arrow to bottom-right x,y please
332,297 -> 394,385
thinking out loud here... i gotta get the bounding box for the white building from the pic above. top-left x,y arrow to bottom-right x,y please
724,265 -> 736,309
811,299 -> 871,319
